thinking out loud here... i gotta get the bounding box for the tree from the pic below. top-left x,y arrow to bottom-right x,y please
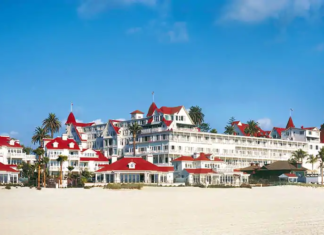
33,147 -> 45,189
32,127 -> 50,147
244,120 -> 259,137
42,157 -> 49,188
290,149 -> 308,163
67,166 -> 75,187
43,113 -> 61,139
199,123 -> 211,132
21,145 -> 33,155
57,155 -> 68,186
189,106 -> 204,126
224,117 -> 236,135
318,147 -> 324,185
18,162 -> 35,182
307,154 -> 317,173
128,123 -> 142,156
210,129 -> 217,134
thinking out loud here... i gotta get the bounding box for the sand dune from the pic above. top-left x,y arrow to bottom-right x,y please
1,186 -> 324,235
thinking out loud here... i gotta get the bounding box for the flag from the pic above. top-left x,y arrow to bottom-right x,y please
290,108 -> 293,111
152,91 -> 154,95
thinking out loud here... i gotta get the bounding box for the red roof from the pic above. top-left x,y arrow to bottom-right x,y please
147,102 -> 158,117
131,110 -> 144,114
301,126 -> 316,130
96,157 -> 171,172
65,112 -> 76,125
284,173 -> 297,177
172,156 -> 194,162
109,120 -> 121,134
286,117 -> 295,129
0,162 -> 19,172
157,166 -> 174,172
232,121 -> 270,137
46,137 -> 80,150
73,122 -> 94,127
0,136 -> 22,148
273,127 -> 286,137
80,150 -> 109,162
185,168 -> 216,174
159,106 -> 182,115
162,117 -> 173,127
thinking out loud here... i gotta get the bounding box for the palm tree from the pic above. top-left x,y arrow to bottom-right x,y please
57,155 -> 68,186
42,157 -> 49,188
21,145 -> 33,155
67,166 -> 74,187
128,123 -> 142,156
307,154 -> 317,173
224,117 -> 236,135
318,147 -> 324,185
189,106 -> 204,126
33,147 -> 45,189
43,113 -> 61,139
290,149 -> 308,163
210,129 -> 217,134
32,127 -> 50,147
244,120 -> 259,137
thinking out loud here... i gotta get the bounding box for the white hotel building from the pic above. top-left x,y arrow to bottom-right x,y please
65,102 -> 324,174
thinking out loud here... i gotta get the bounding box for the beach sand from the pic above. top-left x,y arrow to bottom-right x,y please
1,186 -> 324,235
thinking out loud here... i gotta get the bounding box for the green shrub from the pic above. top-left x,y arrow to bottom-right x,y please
104,183 -> 143,190
5,185 -> 11,190
84,186 -> 92,189
240,183 -> 252,189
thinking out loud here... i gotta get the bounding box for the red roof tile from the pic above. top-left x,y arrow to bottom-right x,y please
0,162 -> 19,172
46,137 -> 80,150
273,127 -> 286,137
172,156 -> 194,162
109,120 -> 121,134
96,158 -> 169,172
147,102 -> 158,117
80,150 -> 108,162
131,110 -> 144,114
184,168 -> 216,174
158,166 -> 174,172
284,173 -> 297,177
0,136 -> 22,148
286,117 -> 295,129
159,106 -> 182,115
66,112 -> 76,125
162,117 -> 173,127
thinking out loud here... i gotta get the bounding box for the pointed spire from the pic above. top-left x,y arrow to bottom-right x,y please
65,112 -> 76,125
286,117 -> 295,129
147,102 -> 158,117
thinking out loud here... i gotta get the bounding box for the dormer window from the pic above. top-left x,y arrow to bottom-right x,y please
53,142 -> 58,148
9,139 -> 15,146
69,142 -> 75,148
128,162 -> 136,169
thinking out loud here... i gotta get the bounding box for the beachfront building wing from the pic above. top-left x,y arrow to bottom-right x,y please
0,162 -> 19,183
0,136 -> 36,165
278,173 -> 298,183
44,134 -> 109,176
172,152 -> 249,186
95,157 -> 174,184
64,102 -> 324,173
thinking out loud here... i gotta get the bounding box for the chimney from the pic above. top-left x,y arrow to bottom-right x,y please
16,140 -> 20,144
9,139 -> 14,146
62,134 -> 68,141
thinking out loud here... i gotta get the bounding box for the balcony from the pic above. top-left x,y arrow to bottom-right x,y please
7,152 -> 26,158
141,128 -> 165,134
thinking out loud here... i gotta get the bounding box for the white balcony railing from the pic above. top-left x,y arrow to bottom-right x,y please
7,152 -> 26,158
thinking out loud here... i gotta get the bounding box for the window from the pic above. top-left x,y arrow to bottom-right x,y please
310,145 -> 313,150
309,131 -> 312,135
300,131 -> 304,135
171,145 -> 175,150
164,145 -> 168,150
176,116 -> 178,121
316,145 -> 319,150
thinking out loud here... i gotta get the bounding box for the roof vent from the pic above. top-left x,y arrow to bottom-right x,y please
128,162 -> 136,169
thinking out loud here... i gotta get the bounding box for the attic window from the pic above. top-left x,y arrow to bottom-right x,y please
9,139 -> 15,146
53,142 -> 58,148
69,142 -> 75,148
128,162 -> 136,169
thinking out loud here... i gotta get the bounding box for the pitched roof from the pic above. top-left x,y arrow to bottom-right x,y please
0,162 -> 19,172
65,112 -> 76,125
109,120 -> 121,134
162,117 -> 173,127
286,117 -> 295,129
284,173 -> 297,177
262,161 -> 307,171
184,168 -> 216,174
233,121 -> 270,138
147,102 -> 158,117
96,157 -> 171,172
273,127 -> 286,137
131,110 -> 144,114
172,156 -> 194,162
80,150 -> 108,162
45,137 -> 80,150
0,136 -> 22,148
159,106 -> 182,115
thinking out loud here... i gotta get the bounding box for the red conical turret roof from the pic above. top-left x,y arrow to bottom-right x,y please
286,117 -> 295,129
147,102 -> 158,117
66,112 -> 76,125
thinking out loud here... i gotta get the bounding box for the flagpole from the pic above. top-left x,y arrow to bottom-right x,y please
71,103 -> 73,112
152,92 -> 154,102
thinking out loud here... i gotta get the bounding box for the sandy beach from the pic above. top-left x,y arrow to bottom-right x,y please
1,186 -> 324,235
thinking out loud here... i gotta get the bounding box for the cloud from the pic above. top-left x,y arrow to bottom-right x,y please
77,0 -> 157,18
0,133 -> 9,136
126,27 -> 142,34
167,22 -> 189,43
76,119 -> 83,123
9,131 -> 19,136
221,0 -> 324,24
315,43 -> 324,52
91,119 -> 103,124
257,118 -> 273,130
116,118 -> 126,121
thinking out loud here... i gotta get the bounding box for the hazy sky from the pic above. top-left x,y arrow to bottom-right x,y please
0,0 -> 323,146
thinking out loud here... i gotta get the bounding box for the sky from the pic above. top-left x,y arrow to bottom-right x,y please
0,0 -> 324,146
